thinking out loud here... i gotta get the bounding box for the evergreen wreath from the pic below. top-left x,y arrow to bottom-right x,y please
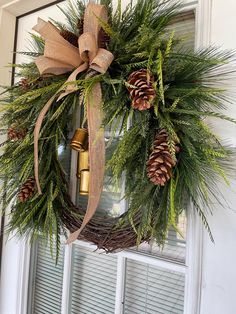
1,0 -> 236,260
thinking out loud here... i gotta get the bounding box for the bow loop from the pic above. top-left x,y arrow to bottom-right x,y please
79,33 -> 98,62
44,40 -> 82,68
32,18 -> 60,40
83,3 -> 108,42
33,18 -> 83,75
34,56 -> 74,76
90,48 -> 114,74
33,3 -> 113,77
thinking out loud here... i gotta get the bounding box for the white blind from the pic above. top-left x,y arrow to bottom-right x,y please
28,240 -> 65,314
69,246 -> 118,314
124,260 -> 185,314
135,213 -> 187,263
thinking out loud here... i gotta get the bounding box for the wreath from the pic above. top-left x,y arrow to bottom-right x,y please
1,0 -> 235,259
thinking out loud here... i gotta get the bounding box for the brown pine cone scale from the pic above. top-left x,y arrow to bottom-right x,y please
147,129 -> 178,186
77,18 -> 84,35
19,78 -> 30,92
8,125 -> 27,141
18,178 -> 36,202
60,29 -> 79,47
127,69 -> 156,111
99,29 -> 110,48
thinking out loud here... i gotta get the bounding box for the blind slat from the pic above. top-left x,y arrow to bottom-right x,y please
69,246 -> 117,314
124,259 -> 185,314
28,240 -> 65,314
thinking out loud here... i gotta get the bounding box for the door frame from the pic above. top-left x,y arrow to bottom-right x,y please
0,1 -> 212,314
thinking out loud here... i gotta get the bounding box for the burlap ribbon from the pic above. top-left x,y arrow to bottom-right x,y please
33,3 -> 114,244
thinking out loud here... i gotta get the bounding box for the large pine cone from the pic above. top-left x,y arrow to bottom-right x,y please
18,178 -> 36,202
77,18 -> 84,35
19,78 -> 30,92
99,29 -> 110,48
60,29 -> 79,47
8,124 -> 27,141
127,69 -> 156,110
147,130 -> 178,186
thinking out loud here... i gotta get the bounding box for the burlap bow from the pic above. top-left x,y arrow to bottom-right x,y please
33,3 -> 114,244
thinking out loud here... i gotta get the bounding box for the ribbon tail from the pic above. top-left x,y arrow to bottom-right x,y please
57,63 -> 88,101
34,94 -> 57,194
34,64 -> 88,196
67,83 -> 105,244
66,228 -> 82,244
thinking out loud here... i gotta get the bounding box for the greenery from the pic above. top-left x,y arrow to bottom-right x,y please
0,0 -> 235,259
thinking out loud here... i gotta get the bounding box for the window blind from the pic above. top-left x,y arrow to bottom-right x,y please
69,246 -> 118,314
135,212 -> 187,263
124,259 -> 185,314
27,240 -> 65,314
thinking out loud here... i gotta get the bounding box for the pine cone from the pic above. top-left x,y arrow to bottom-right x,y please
60,29 -> 79,47
99,29 -> 110,48
8,124 -> 27,141
127,69 -> 156,110
147,129 -> 178,186
18,178 -> 36,202
77,18 -> 84,35
19,78 -> 30,92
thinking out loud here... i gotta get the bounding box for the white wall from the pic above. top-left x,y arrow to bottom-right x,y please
200,1 -> 236,314
0,8 -> 15,87
16,3 -> 66,64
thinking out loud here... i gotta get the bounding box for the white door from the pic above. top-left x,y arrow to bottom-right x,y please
3,1 -> 235,314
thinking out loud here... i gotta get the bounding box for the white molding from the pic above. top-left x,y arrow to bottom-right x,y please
180,1 -> 198,12
74,239 -> 187,273
183,1 -> 212,314
0,8 -> 15,88
115,256 -> 126,314
0,236 -> 31,314
119,250 -> 187,274
195,0 -> 212,48
1,0 -> 63,16
61,245 -> 73,314
184,211 -> 204,314
16,242 -> 31,314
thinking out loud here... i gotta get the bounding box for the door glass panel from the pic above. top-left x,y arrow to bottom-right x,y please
76,132 -> 123,217
27,239 -> 65,314
16,2 -> 67,66
131,212 -> 187,263
69,245 -> 117,314
124,259 -> 185,314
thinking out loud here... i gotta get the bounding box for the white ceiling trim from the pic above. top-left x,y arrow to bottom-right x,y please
0,0 -> 60,17
1,0 -> 198,18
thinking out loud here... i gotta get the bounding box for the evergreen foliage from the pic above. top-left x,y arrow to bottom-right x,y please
0,0 -> 235,258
